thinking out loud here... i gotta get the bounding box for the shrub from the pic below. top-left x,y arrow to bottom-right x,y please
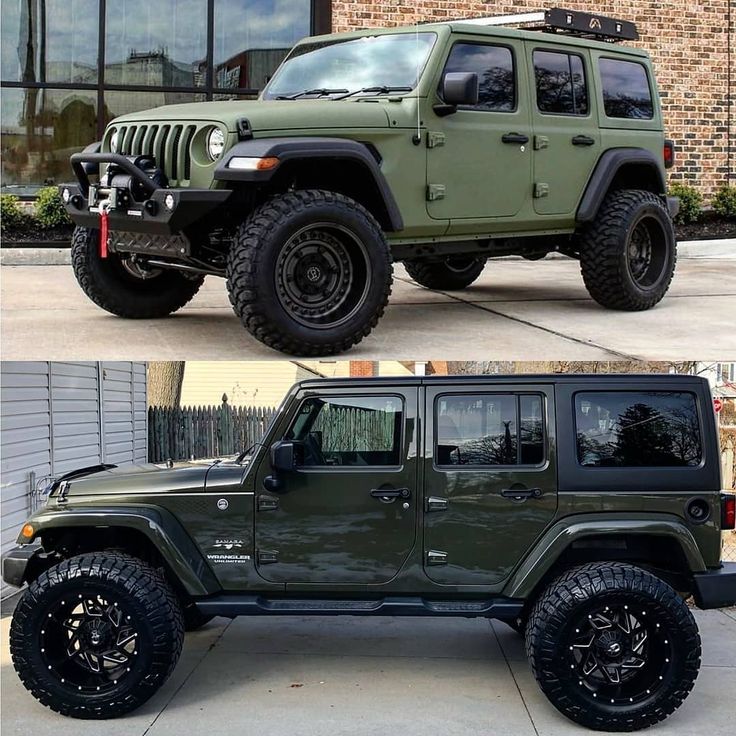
713,185 -> 736,220
34,185 -> 72,228
668,183 -> 703,225
0,194 -> 28,232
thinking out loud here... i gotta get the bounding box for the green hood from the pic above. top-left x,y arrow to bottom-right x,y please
113,99 -> 393,134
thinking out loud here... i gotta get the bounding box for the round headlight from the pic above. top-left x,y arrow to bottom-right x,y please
207,128 -> 225,160
109,128 -> 120,153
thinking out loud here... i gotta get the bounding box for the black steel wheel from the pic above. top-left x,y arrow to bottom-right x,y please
71,226 -> 204,318
579,189 -> 676,310
10,552 -> 184,719
404,255 -> 486,290
227,189 -> 392,356
526,562 -> 700,731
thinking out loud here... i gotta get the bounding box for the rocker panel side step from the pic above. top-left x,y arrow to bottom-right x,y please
195,595 -> 523,620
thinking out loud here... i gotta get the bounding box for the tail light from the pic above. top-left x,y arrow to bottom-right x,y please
722,493 -> 736,530
664,139 -> 675,169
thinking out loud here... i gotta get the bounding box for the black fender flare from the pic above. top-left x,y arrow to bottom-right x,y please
576,147 -> 666,224
214,137 -> 404,231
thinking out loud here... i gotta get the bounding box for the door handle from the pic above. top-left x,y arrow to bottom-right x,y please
571,135 -> 595,146
370,487 -> 411,500
502,133 -> 529,145
500,487 -> 543,501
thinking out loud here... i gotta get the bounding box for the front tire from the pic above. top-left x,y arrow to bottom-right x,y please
404,256 -> 486,290
226,190 -> 392,356
9,552 -> 184,719
525,562 -> 700,732
71,226 -> 204,318
579,189 -> 676,310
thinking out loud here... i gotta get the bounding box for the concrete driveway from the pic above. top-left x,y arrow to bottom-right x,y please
2,605 -> 735,736
1,254 -> 735,360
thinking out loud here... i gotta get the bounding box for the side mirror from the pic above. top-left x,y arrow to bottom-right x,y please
438,72 -> 479,112
271,440 -> 297,472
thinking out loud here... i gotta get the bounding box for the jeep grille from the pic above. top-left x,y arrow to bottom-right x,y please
107,123 -> 200,187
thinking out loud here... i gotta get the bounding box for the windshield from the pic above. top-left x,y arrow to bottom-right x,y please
262,32 -> 436,100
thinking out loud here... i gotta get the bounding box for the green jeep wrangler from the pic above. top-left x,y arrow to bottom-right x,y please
61,9 -> 678,357
4,374 -> 735,730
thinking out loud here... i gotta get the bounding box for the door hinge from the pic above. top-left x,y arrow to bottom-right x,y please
534,135 -> 549,150
427,184 -> 446,202
426,496 -> 448,512
426,131 -> 446,149
257,495 -> 279,512
257,550 -> 279,564
534,182 -> 550,198
427,550 -> 448,566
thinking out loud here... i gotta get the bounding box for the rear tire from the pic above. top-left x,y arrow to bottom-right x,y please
226,189 -> 392,356
579,189 -> 676,311
525,562 -> 700,732
404,256 -> 486,290
71,226 -> 204,318
9,552 -> 184,719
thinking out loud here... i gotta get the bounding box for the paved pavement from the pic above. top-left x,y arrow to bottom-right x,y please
2,255 -> 735,360
2,604 -> 735,736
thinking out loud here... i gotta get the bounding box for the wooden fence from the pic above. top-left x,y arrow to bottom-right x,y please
148,399 -> 276,462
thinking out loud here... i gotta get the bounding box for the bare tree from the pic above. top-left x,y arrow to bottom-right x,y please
147,362 -> 185,407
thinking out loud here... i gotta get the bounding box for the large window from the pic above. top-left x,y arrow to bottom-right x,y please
287,396 -> 404,468
533,50 -> 588,115
575,391 -> 702,467
598,58 -> 653,119
435,394 -> 544,467
441,43 -> 515,112
1,0 -> 328,193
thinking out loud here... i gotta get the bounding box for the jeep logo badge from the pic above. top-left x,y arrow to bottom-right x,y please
217,498 -> 229,511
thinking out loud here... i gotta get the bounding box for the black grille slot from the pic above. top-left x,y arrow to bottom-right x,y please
182,125 -> 196,181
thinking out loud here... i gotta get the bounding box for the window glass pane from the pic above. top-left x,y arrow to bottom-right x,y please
263,33 -> 436,100
575,392 -> 702,467
102,90 -> 206,124
520,395 -> 544,465
104,0 -> 207,87
1,87 -> 97,195
599,58 -> 653,119
1,0 -> 99,84
442,43 -> 515,111
214,0 -> 312,91
436,394 -> 518,466
534,50 -> 587,115
287,396 -> 403,467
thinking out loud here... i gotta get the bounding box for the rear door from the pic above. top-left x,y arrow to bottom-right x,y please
423,383 -> 557,585
526,42 -> 600,215
253,386 -> 419,585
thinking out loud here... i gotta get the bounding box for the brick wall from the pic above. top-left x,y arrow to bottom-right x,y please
332,0 -> 734,202
349,361 -> 377,376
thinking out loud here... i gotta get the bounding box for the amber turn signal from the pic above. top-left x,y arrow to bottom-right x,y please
21,523 -> 34,539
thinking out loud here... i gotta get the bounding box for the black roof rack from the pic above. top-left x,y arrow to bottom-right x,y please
452,7 -> 639,43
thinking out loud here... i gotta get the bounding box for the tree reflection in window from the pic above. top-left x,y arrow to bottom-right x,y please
534,50 -> 588,115
575,392 -> 702,467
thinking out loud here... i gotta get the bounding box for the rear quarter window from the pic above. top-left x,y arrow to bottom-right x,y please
575,391 -> 702,467
598,58 -> 653,119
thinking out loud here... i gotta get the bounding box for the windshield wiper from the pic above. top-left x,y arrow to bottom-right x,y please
235,441 -> 263,464
276,88 -> 349,100
334,86 -> 413,100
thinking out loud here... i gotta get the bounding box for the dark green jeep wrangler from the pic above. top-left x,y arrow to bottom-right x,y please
61,9 -> 678,356
4,374 -> 735,730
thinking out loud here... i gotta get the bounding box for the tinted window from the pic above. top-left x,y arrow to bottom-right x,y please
534,50 -> 588,115
442,43 -> 515,111
575,392 -> 702,467
599,58 -> 653,119
288,396 -> 403,467
436,394 -> 544,466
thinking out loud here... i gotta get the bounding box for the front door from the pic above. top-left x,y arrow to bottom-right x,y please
527,42 -> 600,215
254,387 -> 418,585
426,37 -> 532,220
423,383 -> 557,585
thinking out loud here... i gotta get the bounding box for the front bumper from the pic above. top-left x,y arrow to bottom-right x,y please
692,562 -> 736,609
1,544 -> 42,588
61,152 -> 230,237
